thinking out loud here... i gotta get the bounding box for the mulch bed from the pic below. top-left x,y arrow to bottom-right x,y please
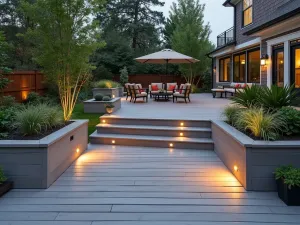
0,121 -> 73,141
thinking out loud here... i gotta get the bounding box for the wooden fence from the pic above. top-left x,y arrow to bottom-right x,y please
2,71 -> 46,102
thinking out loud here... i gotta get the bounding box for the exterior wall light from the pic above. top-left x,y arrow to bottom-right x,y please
180,133 -> 183,137
102,120 -> 106,123
213,66 -> 217,73
261,54 -> 269,66
169,143 -> 174,147
234,165 -> 239,172
112,140 -> 115,144
76,148 -> 80,153
180,122 -> 184,126
112,95 -> 115,98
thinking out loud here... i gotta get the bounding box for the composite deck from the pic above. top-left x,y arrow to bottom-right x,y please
1,145 -> 300,225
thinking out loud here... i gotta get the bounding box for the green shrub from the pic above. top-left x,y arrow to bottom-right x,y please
236,108 -> 285,141
26,92 -> 42,104
278,107 -> 300,136
232,85 -> 262,108
14,104 -> 64,136
0,167 -> 7,184
0,95 -> 16,107
102,96 -> 111,101
94,94 -> 104,101
120,66 -> 128,85
275,165 -> 300,189
93,80 -> 121,89
0,106 -> 20,138
105,103 -> 115,108
259,85 -> 298,111
223,106 -> 242,125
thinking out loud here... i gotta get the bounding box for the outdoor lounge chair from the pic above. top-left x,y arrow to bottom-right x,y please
124,83 -> 132,100
173,83 -> 191,103
129,84 -> 148,103
166,83 -> 178,94
149,83 -> 163,98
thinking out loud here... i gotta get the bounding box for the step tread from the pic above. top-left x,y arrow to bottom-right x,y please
100,116 -> 211,122
97,124 -> 211,132
90,132 -> 214,144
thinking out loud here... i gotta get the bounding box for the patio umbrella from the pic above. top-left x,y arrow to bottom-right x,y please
135,49 -> 199,82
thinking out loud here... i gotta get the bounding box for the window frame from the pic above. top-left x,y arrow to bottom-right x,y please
233,52 -> 247,83
219,57 -> 231,82
242,0 -> 253,27
247,48 -> 261,83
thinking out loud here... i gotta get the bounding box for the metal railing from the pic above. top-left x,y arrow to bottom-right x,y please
217,27 -> 235,48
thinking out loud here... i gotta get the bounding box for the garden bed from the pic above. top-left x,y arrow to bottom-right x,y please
0,120 -> 88,189
84,97 -> 121,114
212,120 -> 300,191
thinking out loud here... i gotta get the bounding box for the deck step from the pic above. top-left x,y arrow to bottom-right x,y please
99,116 -> 211,128
96,124 -> 212,138
90,132 -> 214,150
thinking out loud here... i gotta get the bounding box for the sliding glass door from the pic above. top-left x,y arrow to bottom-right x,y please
272,46 -> 284,87
291,40 -> 300,91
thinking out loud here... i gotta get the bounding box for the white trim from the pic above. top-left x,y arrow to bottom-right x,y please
216,58 -> 220,83
284,41 -> 290,87
267,30 -> 300,46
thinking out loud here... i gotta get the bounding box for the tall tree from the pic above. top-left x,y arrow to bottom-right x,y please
21,0 -> 105,121
168,0 -> 214,85
97,0 -> 165,50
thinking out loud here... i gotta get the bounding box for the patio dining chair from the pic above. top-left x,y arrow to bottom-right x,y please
129,84 -> 148,103
149,83 -> 163,98
173,84 -> 191,103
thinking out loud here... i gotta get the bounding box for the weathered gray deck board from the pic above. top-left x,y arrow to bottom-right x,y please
2,144 -> 300,224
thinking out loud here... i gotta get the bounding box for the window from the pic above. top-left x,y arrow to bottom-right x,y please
247,49 -> 260,83
243,0 -> 253,27
233,53 -> 246,82
219,57 -> 231,82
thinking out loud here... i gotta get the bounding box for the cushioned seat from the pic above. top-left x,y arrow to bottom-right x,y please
173,93 -> 184,97
136,93 -> 147,97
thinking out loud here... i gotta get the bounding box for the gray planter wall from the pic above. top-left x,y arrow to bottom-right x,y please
0,120 -> 88,189
84,97 -> 121,114
212,121 -> 300,191
92,88 -> 120,98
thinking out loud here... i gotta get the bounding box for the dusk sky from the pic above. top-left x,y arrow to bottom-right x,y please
156,0 -> 234,44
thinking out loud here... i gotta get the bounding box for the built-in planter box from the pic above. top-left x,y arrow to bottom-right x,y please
92,88 -> 120,98
0,120 -> 88,189
277,178 -> 300,206
84,97 -> 121,114
211,121 -> 300,191
0,181 -> 13,197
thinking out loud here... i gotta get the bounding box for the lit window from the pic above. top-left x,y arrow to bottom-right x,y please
219,57 -> 231,82
233,53 -> 246,82
243,0 -> 253,27
247,49 -> 260,83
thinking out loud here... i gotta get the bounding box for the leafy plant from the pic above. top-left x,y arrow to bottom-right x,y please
232,85 -> 262,108
236,108 -> 286,141
94,94 -> 104,101
275,165 -> 300,189
14,104 -> 64,136
105,103 -> 115,108
119,67 -> 129,85
223,105 -> 242,125
26,92 -> 42,104
259,85 -> 298,111
93,80 -> 121,89
0,95 -> 16,108
278,107 -> 300,136
0,106 -> 19,138
102,96 -> 111,101
0,167 -> 7,184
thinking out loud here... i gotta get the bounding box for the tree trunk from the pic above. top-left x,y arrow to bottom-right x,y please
132,1 -> 139,49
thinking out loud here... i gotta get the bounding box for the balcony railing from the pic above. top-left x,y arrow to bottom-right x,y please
217,27 -> 235,48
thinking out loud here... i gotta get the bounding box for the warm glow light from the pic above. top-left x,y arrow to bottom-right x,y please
180,122 -> 184,126
180,133 -> 183,137
76,148 -> 80,153
102,120 -> 106,123
169,143 -> 174,147
112,95 -> 115,98
112,140 -> 115,144
241,60 -> 246,65
261,59 -> 267,66
21,91 -> 29,101
234,165 -> 239,172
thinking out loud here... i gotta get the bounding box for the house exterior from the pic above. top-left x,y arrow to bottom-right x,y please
208,0 -> 300,90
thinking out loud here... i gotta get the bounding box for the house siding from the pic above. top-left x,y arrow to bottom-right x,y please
237,0 -> 300,45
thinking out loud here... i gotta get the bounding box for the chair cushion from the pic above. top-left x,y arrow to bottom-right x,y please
179,84 -> 185,94
234,83 -> 240,88
224,88 -> 236,93
174,93 -> 184,97
151,91 -> 159,94
137,93 -> 147,97
168,84 -> 176,91
240,83 -> 247,88
167,91 -> 174,94
151,83 -> 163,89
211,89 -> 225,92
151,85 -> 159,91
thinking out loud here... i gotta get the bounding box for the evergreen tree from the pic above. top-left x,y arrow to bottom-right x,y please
167,0 -> 214,85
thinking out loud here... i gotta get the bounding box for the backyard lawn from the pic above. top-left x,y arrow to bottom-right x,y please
72,103 -> 103,135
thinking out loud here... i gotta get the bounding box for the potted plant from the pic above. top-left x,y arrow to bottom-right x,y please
0,166 -> 13,197
105,103 -> 115,114
275,165 -> 300,206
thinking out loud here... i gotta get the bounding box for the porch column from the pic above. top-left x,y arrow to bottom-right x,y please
284,41 -> 290,87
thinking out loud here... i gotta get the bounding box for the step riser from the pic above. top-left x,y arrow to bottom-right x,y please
100,118 -> 211,128
97,127 -> 211,138
90,137 -> 214,150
